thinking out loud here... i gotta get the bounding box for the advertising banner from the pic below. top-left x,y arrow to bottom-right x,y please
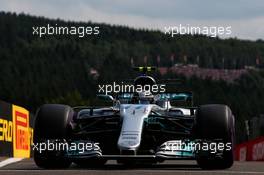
0,101 -> 34,158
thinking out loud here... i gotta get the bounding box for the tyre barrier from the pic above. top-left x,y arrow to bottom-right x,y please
235,136 -> 264,161
0,100 -> 34,158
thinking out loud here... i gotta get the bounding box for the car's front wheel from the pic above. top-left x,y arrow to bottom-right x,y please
194,104 -> 235,169
33,104 -> 73,169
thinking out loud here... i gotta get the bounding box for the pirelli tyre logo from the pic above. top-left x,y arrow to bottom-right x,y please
12,105 -> 31,158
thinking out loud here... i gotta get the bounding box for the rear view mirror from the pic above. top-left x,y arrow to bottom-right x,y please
96,94 -> 114,102
154,94 -> 161,101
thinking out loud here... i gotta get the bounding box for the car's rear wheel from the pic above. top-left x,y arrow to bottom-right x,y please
33,104 -> 73,169
194,104 -> 235,169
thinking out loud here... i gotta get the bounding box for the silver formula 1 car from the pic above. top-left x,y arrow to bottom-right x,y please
33,67 -> 235,169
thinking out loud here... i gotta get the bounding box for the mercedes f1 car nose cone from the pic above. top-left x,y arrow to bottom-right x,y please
118,104 -> 152,152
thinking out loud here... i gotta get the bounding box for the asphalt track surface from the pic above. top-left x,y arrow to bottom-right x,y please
0,159 -> 263,175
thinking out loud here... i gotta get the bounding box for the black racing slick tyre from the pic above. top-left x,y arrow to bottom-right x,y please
33,104 -> 73,169
194,104 -> 235,169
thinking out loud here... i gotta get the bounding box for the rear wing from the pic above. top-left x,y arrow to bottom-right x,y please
116,92 -> 193,105
158,92 -> 193,107
116,92 -> 192,100
159,92 -> 192,102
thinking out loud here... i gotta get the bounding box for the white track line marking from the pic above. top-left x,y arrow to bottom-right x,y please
0,158 -> 24,168
0,170 -> 263,174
